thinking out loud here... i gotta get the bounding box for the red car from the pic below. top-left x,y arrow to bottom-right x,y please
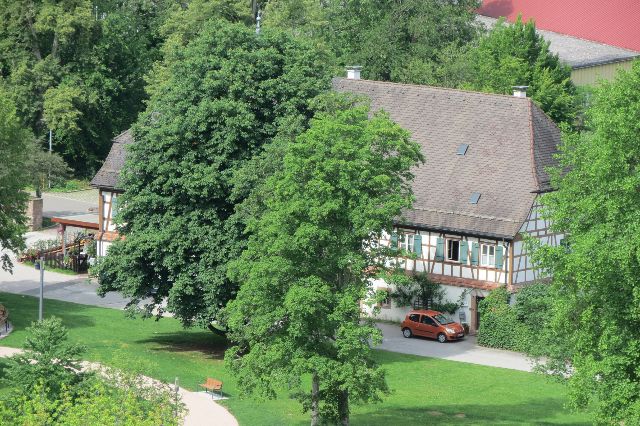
401,309 -> 465,343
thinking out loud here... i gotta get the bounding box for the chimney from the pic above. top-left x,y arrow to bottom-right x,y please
512,85 -> 529,98
346,66 -> 362,80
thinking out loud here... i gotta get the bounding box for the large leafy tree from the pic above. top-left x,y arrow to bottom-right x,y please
0,0 -> 169,174
533,61 -> 640,423
0,89 -> 30,272
443,17 -> 577,125
224,99 -> 424,425
95,20 -> 333,326
264,0 -> 481,83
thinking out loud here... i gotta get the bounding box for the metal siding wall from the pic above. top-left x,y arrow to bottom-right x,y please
571,61 -> 635,86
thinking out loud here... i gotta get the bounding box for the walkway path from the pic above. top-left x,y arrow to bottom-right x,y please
0,346 -> 237,426
375,322 -> 535,372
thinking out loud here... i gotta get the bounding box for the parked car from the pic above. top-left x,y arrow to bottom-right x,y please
400,309 -> 465,343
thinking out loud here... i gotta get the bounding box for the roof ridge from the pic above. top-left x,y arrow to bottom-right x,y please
332,77 -> 531,102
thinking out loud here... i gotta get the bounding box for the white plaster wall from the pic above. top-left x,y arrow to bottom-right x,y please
98,240 -> 112,258
363,278 -> 477,325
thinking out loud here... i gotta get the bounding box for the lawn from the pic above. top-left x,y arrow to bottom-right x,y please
0,292 -> 590,425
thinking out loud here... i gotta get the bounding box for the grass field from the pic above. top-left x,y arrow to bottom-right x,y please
0,292 -> 590,425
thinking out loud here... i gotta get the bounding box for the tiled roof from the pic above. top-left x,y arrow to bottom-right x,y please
476,15 -> 639,69
90,130 -> 133,190
333,78 -> 561,239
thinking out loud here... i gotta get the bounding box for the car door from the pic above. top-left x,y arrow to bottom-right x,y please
419,315 -> 439,338
406,313 -> 421,336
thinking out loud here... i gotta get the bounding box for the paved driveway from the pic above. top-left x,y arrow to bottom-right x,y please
0,261 -> 129,310
375,322 -> 535,372
42,190 -> 98,218
1,228 -> 128,310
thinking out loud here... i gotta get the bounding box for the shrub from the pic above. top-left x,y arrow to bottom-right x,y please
477,287 -> 528,351
2,317 -> 87,402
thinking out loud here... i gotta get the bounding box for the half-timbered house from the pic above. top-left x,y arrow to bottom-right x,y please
334,75 -> 562,332
90,130 -> 133,257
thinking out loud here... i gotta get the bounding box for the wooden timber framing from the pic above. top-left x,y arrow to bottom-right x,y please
381,195 -> 562,292
383,228 -> 509,290
511,197 -> 563,287
96,189 -> 122,257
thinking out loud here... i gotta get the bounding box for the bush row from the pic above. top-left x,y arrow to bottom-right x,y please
477,284 -> 550,352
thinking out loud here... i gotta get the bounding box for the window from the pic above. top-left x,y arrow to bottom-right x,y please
421,316 -> 437,326
398,233 -> 414,252
481,244 -> 495,266
447,240 -> 460,261
409,314 -> 420,323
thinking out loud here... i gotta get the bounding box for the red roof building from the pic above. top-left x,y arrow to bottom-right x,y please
478,0 -> 640,52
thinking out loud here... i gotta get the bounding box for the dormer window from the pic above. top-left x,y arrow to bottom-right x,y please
457,144 -> 469,155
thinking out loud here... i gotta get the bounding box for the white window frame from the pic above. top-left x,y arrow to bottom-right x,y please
481,244 -> 495,266
446,239 -> 460,262
398,232 -> 414,252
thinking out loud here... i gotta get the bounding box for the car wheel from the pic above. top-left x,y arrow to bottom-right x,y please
437,333 -> 447,343
402,328 -> 412,338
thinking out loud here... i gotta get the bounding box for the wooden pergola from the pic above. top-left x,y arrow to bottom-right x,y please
50,213 -> 99,256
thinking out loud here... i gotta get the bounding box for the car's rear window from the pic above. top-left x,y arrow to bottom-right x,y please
408,314 -> 420,322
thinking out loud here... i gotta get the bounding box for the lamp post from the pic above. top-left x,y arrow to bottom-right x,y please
34,257 -> 45,321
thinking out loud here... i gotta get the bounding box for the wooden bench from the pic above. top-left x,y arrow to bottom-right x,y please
200,377 -> 223,398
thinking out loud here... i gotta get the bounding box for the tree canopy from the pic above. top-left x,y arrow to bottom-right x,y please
534,60 -> 640,423
224,98 -> 424,424
264,0 -> 481,82
0,0 -> 169,175
444,17 -> 577,125
95,19 -> 334,326
0,88 -> 30,272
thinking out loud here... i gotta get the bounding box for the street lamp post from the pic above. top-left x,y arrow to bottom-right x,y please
35,257 -> 45,321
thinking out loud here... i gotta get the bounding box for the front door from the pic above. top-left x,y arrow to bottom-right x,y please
418,315 -> 439,338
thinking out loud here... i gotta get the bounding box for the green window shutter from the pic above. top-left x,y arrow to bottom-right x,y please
435,238 -> 444,261
471,242 -> 479,266
460,240 -> 468,263
413,234 -> 422,257
390,233 -> 398,250
495,245 -> 504,269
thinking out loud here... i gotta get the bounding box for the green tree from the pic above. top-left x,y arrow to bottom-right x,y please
3,317 -> 87,402
449,17 -> 577,125
25,139 -> 72,198
0,0 -> 169,174
95,20 -> 333,327
0,89 -> 30,272
533,60 -> 640,423
224,99 -> 424,425
0,363 -> 185,425
264,0 -> 480,83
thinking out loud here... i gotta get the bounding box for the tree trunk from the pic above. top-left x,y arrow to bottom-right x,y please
310,373 -> 320,426
338,389 -> 349,426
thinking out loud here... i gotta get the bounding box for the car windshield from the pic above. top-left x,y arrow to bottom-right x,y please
434,314 -> 454,325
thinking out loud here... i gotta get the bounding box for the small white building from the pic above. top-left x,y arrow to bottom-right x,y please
90,130 -> 132,257
334,76 -> 563,333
